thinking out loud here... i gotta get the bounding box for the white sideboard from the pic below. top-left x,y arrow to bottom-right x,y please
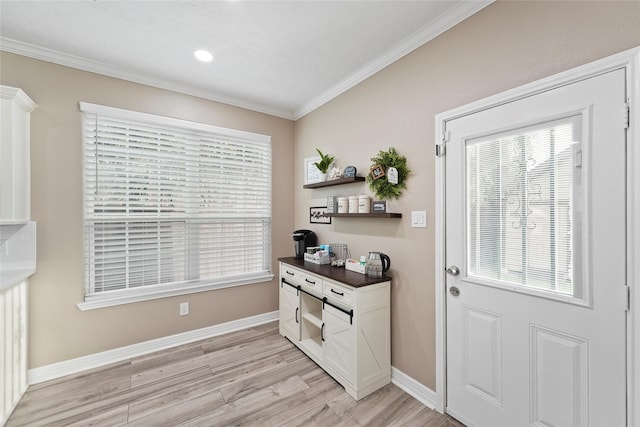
1,86 -> 36,224
278,258 -> 390,400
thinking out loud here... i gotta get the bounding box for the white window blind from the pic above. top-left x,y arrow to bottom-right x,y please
465,115 -> 582,298
81,102 -> 272,307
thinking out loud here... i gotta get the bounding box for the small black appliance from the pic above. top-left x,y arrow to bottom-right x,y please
292,229 -> 317,259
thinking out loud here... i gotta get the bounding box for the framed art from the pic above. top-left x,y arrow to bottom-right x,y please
370,164 -> 386,180
372,200 -> 387,213
304,156 -> 322,184
310,206 -> 331,224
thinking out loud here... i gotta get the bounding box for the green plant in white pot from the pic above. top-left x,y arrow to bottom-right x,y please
313,148 -> 335,181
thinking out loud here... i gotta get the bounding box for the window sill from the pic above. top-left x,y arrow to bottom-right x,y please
77,273 -> 275,311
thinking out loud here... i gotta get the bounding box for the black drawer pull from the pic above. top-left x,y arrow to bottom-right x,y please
286,270 -> 294,276
295,307 -> 299,323
330,289 -> 344,296
321,323 -> 325,342
305,278 -> 316,285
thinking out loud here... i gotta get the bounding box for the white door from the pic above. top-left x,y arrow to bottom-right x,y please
445,69 -> 627,427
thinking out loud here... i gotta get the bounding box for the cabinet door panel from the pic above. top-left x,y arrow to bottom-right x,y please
323,304 -> 356,383
358,306 -> 390,384
279,283 -> 300,340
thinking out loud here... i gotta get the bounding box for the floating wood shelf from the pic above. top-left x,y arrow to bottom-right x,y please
303,176 -> 365,189
326,213 -> 402,219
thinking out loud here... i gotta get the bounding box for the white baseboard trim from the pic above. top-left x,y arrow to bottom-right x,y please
28,311 -> 279,385
391,366 -> 437,410
28,309 -> 438,412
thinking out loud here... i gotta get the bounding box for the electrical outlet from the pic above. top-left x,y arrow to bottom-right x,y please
179,302 -> 189,316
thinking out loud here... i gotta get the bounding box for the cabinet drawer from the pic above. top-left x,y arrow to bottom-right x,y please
281,265 -> 303,284
323,281 -> 354,306
300,273 -> 323,293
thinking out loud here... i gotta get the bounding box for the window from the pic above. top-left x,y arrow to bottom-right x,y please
80,103 -> 272,309
465,115 -> 583,300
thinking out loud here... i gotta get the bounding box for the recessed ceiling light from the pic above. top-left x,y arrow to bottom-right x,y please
194,49 -> 213,63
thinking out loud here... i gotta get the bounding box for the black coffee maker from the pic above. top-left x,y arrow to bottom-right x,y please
292,230 -> 317,259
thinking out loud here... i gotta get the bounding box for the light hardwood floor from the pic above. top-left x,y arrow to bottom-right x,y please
6,321 -> 464,426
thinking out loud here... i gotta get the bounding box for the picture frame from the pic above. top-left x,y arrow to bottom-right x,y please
343,165 -> 357,178
372,200 -> 387,213
304,156 -> 322,184
370,164 -> 386,180
310,206 -> 331,224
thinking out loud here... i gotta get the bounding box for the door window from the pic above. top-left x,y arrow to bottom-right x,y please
465,115 -> 584,300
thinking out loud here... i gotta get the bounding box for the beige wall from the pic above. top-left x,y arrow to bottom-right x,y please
0,52 -> 295,368
1,0 -> 639,390
294,1 -> 640,389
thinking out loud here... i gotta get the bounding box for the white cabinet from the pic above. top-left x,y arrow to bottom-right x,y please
0,279 -> 28,425
279,277 -> 301,340
279,259 -> 390,400
323,303 -> 356,384
0,86 -> 35,424
0,86 -> 36,224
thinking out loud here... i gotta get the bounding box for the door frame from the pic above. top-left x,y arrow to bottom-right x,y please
434,46 -> 640,425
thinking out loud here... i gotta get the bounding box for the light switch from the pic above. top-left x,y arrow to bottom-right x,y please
411,211 -> 427,228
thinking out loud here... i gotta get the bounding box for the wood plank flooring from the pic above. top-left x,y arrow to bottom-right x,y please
6,321 -> 464,426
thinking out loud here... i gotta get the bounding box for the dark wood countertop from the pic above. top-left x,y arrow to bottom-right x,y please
278,257 -> 391,288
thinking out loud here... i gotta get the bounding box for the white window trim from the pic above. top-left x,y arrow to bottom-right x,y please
78,102 -> 273,310
77,272 -> 274,311
79,102 -> 272,144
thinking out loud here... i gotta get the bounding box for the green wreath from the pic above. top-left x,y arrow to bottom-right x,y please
366,147 -> 411,200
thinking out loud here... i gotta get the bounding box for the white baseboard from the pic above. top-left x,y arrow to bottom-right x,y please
28,311 -> 279,385
391,366 -> 437,410
28,309 -> 438,414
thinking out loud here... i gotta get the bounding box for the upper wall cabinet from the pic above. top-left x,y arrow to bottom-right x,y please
1,86 -> 36,224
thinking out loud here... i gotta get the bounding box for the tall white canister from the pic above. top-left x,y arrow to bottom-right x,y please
348,196 -> 358,213
358,195 -> 371,213
337,197 -> 348,213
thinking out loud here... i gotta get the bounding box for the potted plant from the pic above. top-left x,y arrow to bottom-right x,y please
313,148 -> 335,181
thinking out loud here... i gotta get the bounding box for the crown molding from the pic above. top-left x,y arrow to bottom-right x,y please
0,85 -> 37,111
1,1 -> 492,123
0,37 -> 297,120
293,0 -> 494,120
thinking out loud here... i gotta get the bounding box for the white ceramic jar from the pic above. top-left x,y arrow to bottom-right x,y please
358,195 -> 371,213
348,196 -> 358,213
337,197 -> 348,213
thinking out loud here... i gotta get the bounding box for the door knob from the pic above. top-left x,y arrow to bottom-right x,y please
450,286 -> 460,296
446,266 -> 460,276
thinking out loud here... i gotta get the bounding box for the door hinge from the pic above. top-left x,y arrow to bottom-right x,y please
436,130 -> 449,156
625,284 -> 630,311
442,130 -> 450,142
624,103 -> 630,129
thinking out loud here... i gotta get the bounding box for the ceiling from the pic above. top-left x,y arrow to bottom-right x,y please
0,1 -> 491,120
